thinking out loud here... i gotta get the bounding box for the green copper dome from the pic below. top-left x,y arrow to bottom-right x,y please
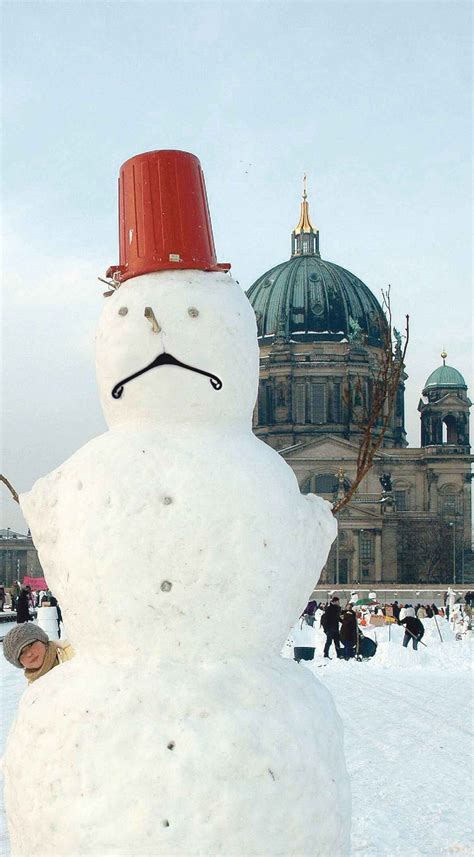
424,364 -> 467,390
246,255 -> 387,347
246,184 -> 387,348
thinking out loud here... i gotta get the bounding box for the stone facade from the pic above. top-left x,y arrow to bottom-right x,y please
247,190 -> 472,585
0,530 -> 44,587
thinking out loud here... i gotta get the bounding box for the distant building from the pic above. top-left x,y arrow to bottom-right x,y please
0,529 -> 44,586
247,185 -> 472,585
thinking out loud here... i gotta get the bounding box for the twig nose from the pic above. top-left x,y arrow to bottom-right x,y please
144,307 -> 161,333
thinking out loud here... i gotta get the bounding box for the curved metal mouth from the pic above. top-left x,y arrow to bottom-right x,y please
111,352 -> 223,399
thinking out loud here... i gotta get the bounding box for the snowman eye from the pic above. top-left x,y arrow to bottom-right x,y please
188,308 -> 199,318
118,307 -> 128,316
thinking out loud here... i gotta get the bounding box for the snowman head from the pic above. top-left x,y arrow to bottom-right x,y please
95,270 -> 259,429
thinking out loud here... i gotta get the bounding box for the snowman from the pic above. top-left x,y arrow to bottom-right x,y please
4,150 -> 350,856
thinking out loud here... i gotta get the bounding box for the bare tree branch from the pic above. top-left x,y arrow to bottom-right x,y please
0,475 -> 19,504
333,287 -> 409,514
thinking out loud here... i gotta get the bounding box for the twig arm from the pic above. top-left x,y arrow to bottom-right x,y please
332,291 -> 409,515
0,475 -> 19,504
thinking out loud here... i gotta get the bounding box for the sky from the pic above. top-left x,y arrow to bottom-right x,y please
1,0 -> 472,533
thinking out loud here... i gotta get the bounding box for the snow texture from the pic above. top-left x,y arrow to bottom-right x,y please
4,271 -> 346,856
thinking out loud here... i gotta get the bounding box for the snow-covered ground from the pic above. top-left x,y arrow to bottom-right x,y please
1,617 -> 473,856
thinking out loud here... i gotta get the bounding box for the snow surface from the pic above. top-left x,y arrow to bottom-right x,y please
284,616 -> 474,856
2,616 -> 472,856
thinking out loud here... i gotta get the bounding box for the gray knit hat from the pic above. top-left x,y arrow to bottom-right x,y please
3,624 -> 49,668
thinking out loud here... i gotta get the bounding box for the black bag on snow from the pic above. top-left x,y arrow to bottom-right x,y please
357,635 -> 377,659
294,647 -> 315,662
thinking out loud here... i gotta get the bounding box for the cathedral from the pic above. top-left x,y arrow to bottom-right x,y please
246,185 -> 472,585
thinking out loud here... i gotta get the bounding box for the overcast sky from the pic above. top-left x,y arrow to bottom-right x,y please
1,0 -> 472,533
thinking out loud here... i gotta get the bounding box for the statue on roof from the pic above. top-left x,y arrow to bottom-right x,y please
348,316 -> 364,343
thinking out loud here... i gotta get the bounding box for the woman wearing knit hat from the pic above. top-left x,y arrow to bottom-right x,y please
3,623 -> 74,684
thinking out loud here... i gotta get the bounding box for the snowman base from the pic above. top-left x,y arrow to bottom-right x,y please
5,654 -> 350,856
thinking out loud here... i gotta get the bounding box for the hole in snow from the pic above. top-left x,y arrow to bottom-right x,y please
188,307 -> 199,317
161,581 -> 172,592
162,820 -> 170,828
167,741 -> 175,750
163,496 -> 173,505
118,307 -> 128,316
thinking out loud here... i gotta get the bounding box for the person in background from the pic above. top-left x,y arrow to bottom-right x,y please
321,596 -> 342,659
392,601 -> 401,623
0,586 -> 5,612
339,606 -> 358,660
400,614 -> 424,650
417,604 -> 427,619
49,595 -> 63,638
15,586 -> 33,624
2,624 -> 74,684
300,599 -> 317,626
11,581 -> 20,612
431,603 -> 439,615
425,604 -> 433,618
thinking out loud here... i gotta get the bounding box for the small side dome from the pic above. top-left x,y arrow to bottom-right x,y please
423,364 -> 467,391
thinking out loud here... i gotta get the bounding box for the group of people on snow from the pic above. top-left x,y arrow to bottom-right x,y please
392,601 -> 444,622
302,594 -> 428,659
318,596 -> 360,660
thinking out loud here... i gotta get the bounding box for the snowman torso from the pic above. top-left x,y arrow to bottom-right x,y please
21,425 -> 335,662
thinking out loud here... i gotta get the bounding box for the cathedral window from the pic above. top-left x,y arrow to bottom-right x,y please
441,493 -> 458,516
394,491 -> 407,511
293,384 -> 306,423
301,472 -> 351,496
331,383 -> 341,422
396,387 -> 404,418
442,415 -> 457,444
360,532 -> 373,561
315,474 -> 337,494
265,385 -> 274,423
277,383 -> 286,406
257,384 -> 266,425
309,383 -> 326,424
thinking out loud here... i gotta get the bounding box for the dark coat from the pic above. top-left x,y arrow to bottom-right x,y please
322,603 -> 341,632
303,600 -> 317,617
16,591 -> 32,623
340,610 -> 358,644
401,616 -> 424,639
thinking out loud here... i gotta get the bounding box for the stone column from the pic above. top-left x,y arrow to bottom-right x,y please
374,531 -> 382,582
352,531 -> 360,583
381,520 -> 398,583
